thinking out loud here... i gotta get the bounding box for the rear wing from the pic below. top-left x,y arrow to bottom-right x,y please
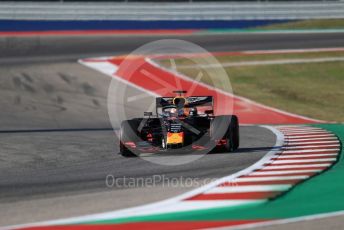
156,96 -> 213,114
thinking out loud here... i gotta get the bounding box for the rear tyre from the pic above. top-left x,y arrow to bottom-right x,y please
119,119 -> 140,157
231,115 -> 240,151
210,115 -> 239,153
223,117 -> 234,153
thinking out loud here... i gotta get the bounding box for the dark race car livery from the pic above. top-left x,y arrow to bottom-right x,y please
119,91 -> 239,157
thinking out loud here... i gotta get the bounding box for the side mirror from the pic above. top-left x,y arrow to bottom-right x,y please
144,112 -> 153,117
205,110 -> 213,115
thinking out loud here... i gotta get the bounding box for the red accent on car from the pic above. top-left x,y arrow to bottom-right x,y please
146,133 -> 153,142
216,139 -> 227,146
192,145 -> 206,150
125,141 -> 136,148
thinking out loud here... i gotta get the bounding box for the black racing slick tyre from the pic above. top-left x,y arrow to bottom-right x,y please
119,119 -> 140,157
210,115 -> 239,153
231,115 -> 240,151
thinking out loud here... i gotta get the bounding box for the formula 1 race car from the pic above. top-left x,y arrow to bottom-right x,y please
119,91 -> 239,157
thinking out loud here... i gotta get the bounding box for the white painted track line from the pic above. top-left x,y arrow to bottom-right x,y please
79,61 -> 118,76
286,140 -> 339,145
251,170 -> 321,175
235,176 -> 309,182
263,164 -> 331,169
285,134 -> 334,139
286,137 -> 338,142
188,57 -> 344,68
285,132 -> 334,136
276,153 -> 338,159
117,200 -> 266,217
205,185 -> 291,193
281,128 -> 328,131
282,128 -> 327,130
281,149 -> 339,153
279,127 -> 323,130
282,131 -> 330,134
282,144 -> 340,149
269,158 -> 337,164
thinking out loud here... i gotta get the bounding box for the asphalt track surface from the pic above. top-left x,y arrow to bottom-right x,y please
0,32 -> 343,227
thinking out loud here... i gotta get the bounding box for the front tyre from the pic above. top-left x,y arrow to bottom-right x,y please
119,119 -> 140,157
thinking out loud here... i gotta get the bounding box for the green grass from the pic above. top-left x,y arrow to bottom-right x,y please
256,19 -> 344,30
159,52 -> 344,122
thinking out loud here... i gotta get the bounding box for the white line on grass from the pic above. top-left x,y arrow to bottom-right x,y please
176,57 -> 344,68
